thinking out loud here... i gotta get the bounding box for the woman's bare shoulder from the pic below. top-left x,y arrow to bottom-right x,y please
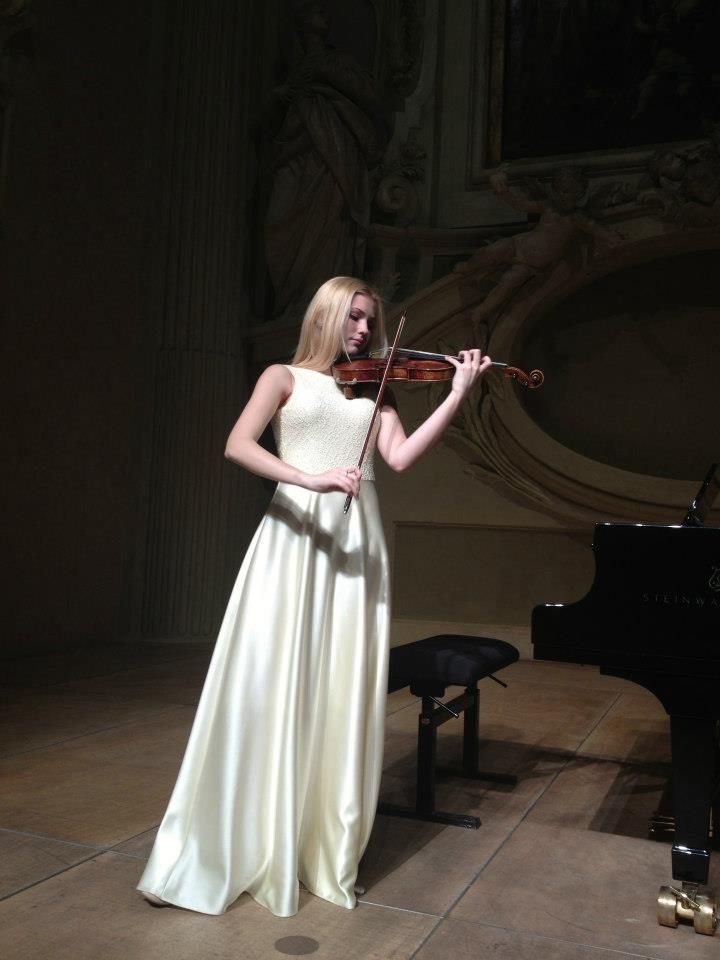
258,363 -> 294,386
251,364 -> 295,404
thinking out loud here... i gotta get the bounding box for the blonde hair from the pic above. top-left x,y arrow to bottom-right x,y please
292,276 -> 387,370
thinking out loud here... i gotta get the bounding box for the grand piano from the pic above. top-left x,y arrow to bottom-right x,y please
532,463 -> 720,936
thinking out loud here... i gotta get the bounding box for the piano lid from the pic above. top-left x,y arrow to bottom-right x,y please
682,462 -> 719,527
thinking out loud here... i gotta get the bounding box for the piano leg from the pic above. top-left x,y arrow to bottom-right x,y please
669,716 -> 717,885
656,716 -> 718,935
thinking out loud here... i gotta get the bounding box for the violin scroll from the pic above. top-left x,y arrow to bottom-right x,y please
501,366 -> 545,389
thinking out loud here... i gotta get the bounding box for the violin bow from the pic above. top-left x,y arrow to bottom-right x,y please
343,312 -> 407,515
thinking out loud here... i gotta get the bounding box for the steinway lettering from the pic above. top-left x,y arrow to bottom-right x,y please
641,593 -> 720,607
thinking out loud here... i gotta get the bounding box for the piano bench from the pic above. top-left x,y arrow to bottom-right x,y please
379,634 -> 519,830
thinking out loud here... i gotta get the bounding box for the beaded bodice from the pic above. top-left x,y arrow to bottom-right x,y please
271,366 -> 379,481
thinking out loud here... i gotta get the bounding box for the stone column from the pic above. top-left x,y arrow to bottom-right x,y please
129,0 -> 276,639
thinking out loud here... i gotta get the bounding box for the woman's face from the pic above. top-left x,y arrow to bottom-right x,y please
342,293 -> 376,355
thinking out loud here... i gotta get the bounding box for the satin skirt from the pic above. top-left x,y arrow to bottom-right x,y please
137,480 -> 390,917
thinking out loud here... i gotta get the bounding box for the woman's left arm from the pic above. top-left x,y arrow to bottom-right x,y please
376,349 -> 492,473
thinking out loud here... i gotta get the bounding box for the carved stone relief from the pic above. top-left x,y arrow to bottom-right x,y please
638,124 -> 720,228
263,1 -> 388,322
455,166 -> 623,343
389,154 -> 720,524
259,0 -> 426,324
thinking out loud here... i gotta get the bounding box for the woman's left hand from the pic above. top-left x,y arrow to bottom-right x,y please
446,349 -> 492,400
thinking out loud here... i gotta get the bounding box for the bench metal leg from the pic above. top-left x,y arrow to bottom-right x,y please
378,684 -> 516,829
417,695 -> 437,814
447,685 -> 516,787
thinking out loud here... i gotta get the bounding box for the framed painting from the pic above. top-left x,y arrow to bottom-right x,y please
487,0 -> 720,165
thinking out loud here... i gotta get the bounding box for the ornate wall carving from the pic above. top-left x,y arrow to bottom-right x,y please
253,0 -> 428,328
386,152 -> 720,524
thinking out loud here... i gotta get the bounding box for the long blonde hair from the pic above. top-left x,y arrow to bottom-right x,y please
292,276 -> 387,371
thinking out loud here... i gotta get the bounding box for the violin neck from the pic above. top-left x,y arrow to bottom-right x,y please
375,346 -> 506,369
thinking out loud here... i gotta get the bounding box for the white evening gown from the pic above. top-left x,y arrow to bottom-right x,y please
137,366 -> 390,917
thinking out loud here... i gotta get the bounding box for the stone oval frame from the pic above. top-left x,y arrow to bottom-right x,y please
390,230 -> 720,524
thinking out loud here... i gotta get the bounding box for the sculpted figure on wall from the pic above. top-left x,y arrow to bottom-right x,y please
458,167 -> 622,339
264,1 -> 387,321
640,124 -> 720,227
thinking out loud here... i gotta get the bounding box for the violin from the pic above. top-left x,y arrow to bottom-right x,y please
333,347 -> 544,389
340,316 -> 542,514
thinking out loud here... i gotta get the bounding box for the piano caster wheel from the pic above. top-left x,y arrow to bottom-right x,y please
693,897 -> 718,937
657,884 -> 717,936
657,886 -> 679,928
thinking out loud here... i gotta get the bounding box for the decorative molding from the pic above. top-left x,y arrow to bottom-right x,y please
388,199 -> 720,524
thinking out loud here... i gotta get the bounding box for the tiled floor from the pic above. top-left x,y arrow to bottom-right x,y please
0,643 -> 717,959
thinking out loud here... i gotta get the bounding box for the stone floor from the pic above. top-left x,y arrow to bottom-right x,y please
0,642 -> 717,959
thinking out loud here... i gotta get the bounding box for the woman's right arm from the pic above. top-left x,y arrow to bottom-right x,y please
224,365 -> 360,498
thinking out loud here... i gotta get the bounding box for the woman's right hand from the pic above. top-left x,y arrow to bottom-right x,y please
302,466 -> 361,499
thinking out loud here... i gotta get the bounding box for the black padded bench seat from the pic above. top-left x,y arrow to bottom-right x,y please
380,634 -> 519,829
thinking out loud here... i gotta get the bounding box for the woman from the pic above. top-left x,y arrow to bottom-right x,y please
137,276 -> 491,917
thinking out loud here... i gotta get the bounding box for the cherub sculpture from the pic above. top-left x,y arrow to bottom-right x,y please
640,124 -> 720,227
459,166 -> 622,337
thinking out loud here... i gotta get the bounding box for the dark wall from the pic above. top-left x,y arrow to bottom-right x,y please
2,1 -> 277,656
2,2 -> 152,651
